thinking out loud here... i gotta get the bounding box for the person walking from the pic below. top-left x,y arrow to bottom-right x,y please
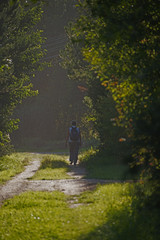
66,120 -> 81,165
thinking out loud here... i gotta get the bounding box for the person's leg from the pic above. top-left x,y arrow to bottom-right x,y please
73,142 -> 79,165
69,142 -> 74,164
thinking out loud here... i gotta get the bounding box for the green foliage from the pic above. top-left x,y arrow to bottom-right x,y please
0,0 -> 46,155
62,0 -> 160,184
61,13 -> 127,150
0,184 -> 159,240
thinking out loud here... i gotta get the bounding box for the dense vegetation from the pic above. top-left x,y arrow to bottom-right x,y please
0,0 -> 46,155
61,0 -> 160,201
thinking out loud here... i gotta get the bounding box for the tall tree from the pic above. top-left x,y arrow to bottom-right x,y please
82,0 -> 160,178
62,0 -> 160,182
0,0 -> 46,155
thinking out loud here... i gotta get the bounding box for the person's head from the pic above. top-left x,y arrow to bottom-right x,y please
71,120 -> 76,126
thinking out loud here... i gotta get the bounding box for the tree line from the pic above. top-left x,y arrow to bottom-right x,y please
61,0 -> 160,197
1,0 -> 85,151
0,0 -> 47,155
1,0 -> 160,194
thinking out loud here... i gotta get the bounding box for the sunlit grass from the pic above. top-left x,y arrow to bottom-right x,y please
0,183 -> 158,240
31,154 -> 72,180
0,152 -> 38,184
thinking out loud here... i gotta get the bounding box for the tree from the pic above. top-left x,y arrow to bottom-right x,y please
62,0 -> 160,183
83,0 -> 160,179
61,20 -> 126,155
0,0 -> 46,156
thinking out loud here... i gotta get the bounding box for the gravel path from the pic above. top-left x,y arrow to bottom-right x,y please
0,155 -> 121,206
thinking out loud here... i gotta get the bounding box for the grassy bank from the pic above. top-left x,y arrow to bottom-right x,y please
0,183 -> 159,240
79,148 -> 139,180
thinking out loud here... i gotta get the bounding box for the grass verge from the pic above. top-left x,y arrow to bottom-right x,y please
31,154 -> 72,180
0,183 -> 159,240
79,148 -> 139,180
0,152 -> 37,185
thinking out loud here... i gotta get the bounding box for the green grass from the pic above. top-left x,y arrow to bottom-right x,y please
84,164 -> 130,180
0,150 -> 159,239
79,148 -> 139,180
0,183 -> 159,240
0,152 -> 38,184
31,154 -> 72,180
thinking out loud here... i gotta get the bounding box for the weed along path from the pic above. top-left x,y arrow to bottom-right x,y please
0,154 -> 117,206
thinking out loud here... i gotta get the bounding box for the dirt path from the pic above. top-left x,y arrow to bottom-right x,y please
0,155 -> 120,206
0,157 -> 41,206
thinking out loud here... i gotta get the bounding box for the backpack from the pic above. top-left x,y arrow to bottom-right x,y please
70,127 -> 79,141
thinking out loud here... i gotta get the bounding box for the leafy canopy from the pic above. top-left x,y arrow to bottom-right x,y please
0,0 -> 46,155
62,0 -> 160,183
